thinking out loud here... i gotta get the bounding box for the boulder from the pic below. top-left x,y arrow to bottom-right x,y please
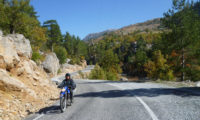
120,77 -> 128,82
0,30 -> 3,36
0,35 -> 20,69
42,53 -> 60,76
8,34 -> 32,58
0,33 -> 32,70
197,81 -> 200,87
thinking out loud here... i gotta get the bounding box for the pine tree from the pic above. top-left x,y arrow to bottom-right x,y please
161,0 -> 200,81
0,0 -> 47,51
43,20 -> 62,51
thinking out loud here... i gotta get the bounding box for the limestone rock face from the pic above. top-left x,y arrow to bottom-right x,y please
42,53 -> 60,76
0,34 -> 32,70
0,31 -> 59,120
8,34 -> 32,58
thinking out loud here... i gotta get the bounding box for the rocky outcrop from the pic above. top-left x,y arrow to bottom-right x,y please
197,81 -> 200,87
61,63 -> 83,73
0,33 -> 32,70
0,31 -> 59,120
9,34 -> 32,58
60,60 -> 87,74
42,53 -> 60,76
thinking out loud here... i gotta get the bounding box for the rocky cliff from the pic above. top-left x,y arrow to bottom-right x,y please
42,53 -> 60,76
0,31 -> 59,120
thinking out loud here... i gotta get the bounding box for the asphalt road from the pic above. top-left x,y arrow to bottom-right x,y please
25,79 -> 200,120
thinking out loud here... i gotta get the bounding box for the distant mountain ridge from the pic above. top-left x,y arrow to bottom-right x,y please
83,29 -> 115,41
83,18 -> 161,42
116,18 -> 161,34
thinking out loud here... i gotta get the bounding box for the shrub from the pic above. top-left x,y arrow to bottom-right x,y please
89,65 -> 106,80
57,69 -> 62,74
32,51 -> 42,62
106,71 -> 118,81
78,71 -> 85,79
54,46 -> 68,64
144,50 -> 174,80
89,65 -> 119,81
69,57 -> 81,65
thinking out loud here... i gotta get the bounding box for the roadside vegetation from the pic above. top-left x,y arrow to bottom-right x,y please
88,0 -> 200,82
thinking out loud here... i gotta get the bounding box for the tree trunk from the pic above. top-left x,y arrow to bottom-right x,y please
181,48 -> 185,81
9,24 -> 14,34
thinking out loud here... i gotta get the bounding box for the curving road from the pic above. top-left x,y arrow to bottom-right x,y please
25,79 -> 200,120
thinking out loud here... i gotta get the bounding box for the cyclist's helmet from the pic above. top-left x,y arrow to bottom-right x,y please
65,73 -> 70,78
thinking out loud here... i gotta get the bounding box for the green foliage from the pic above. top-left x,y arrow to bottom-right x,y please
69,57 -> 81,65
89,65 -> 119,81
63,32 -> 88,58
78,71 -> 85,79
32,51 -> 44,64
105,71 -> 118,81
43,20 -> 62,51
89,65 -> 106,80
32,51 -> 41,62
53,45 -> 68,64
0,0 -> 47,51
144,50 -> 174,80
99,49 -> 121,73
57,68 -> 61,74
159,0 -> 200,81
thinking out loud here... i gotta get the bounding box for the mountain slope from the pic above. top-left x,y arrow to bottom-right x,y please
83,18 -> 161,42
83,29 -> 115,42
115,18 -> 161,35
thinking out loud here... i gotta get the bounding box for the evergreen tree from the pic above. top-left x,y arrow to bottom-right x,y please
43,20 -> 62,51
99,49 -> 122,74
0,0 -> 47,51
161,0 -> 200,81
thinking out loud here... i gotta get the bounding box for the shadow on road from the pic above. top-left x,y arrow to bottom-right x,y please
38,105 -> 61,115
77,81 -> 129,85
77,79 -> 154,85
74,87 -> 200,98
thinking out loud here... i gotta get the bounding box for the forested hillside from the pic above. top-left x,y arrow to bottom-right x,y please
88,0 -> 200,81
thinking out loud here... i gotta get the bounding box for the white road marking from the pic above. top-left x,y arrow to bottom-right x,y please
108,83 -> 159,120
135,96 -> 159,120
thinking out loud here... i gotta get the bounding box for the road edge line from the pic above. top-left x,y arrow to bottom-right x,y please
135,96 -> 159,120
108,83 -> 159,120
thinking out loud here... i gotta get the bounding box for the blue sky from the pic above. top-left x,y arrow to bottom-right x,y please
31,0 -> 173,39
